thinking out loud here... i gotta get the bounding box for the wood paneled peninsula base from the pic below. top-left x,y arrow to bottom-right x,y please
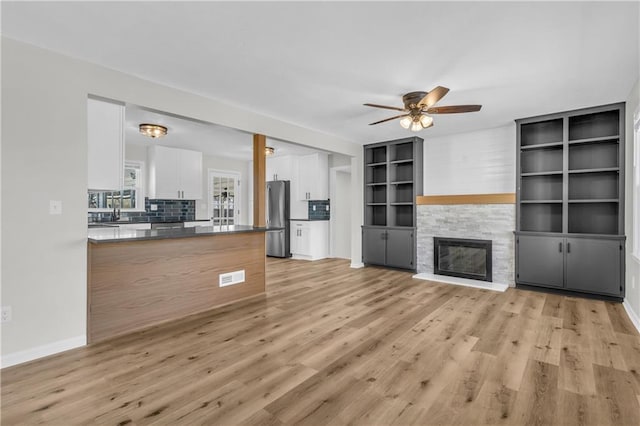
87,226 -> 266,343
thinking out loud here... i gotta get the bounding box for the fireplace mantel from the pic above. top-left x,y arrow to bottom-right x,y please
416,193 -> 516,205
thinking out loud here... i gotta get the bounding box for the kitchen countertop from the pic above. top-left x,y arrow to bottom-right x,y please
88,225 -> 266,244
290,218 -> 330,221
88,219 -> 211,226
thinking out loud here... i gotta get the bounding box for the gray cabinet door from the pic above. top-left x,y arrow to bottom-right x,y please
517,235 -> 564,288
386,229 -> 415,270
566,238 -> 622,296
363,228 -> 386,265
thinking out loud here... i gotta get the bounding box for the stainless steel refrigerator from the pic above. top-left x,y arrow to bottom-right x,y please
266,180 -> 290,257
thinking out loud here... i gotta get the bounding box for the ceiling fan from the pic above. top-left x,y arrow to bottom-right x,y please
364,86 -> 481,131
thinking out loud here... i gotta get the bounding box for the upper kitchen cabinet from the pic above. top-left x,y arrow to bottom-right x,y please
148,145 -> 202,200
87,97 -> 124,190
296,153 -> 329,200
266,155 -> 294,181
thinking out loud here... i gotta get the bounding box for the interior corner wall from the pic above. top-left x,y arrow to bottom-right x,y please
625,78 -> 640,324
423,124 -> 516,195
1,37 -> 361,363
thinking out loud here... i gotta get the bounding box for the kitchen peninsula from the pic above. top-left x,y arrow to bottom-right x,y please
87,225 -> 266,342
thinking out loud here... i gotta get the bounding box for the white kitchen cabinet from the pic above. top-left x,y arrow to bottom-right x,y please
266,155 -> 293,181
296,153 -> 329,200
148,145 -> 202,200
87,98 -> 124,190
290,220 -> 329,260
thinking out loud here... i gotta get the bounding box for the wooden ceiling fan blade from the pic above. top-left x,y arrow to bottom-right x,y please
426,105 -> 482,114
369,114 -> 409,125
363,103 -> 407,112
417,86 -> 450,108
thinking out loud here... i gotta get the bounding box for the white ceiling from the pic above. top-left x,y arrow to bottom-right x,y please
2,1 -> 639,145
125,104 -> 324,160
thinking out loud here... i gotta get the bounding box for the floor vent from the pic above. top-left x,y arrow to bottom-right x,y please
219,270 -> 245,287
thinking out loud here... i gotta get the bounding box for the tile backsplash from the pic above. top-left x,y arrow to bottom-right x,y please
308,200 -> 330,220
89,198 -> 196,223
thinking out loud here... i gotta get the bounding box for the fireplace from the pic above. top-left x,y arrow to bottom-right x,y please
434,237 -> 492,282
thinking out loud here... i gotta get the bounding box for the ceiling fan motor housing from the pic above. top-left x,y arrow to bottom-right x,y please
402,91 -> 428,110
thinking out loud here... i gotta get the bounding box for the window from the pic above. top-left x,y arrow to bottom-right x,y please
208,170 -> 240,226
88,161 -> 145,212
634,110 -> 640,258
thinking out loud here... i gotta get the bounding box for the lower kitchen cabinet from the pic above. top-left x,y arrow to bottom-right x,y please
290,220 -> 328,260
516,234 -> 624,298
362,226 -> 415,270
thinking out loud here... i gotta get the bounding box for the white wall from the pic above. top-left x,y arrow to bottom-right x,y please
1,37 -> 362,364
423,124 -> 516,195
625,78 -> 640,328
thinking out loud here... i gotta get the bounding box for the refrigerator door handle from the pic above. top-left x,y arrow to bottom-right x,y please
266,186 -> 270,225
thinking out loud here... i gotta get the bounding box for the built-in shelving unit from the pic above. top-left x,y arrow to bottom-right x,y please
363,137 -> 423,270
515,103 -> 625,299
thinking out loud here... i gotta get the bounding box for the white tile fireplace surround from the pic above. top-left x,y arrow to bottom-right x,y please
415,203 -> 515,289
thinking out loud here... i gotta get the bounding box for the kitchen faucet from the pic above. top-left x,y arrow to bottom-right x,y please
111,200 -> 120,222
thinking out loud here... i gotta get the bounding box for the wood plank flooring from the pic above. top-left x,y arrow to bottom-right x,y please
2,258 -> 640,425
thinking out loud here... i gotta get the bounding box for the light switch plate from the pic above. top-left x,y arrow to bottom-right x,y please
150,204 -> 158,211
312,205 -> 316,211
49,200 -> 62,215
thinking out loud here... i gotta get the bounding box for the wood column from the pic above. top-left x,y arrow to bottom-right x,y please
253,134 -> 267,227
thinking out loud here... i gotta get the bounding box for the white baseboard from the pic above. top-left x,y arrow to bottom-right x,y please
412,273 -> 509,292
623,299 -> 640,334
1,335 -> 86,369
350,262 -> 364,269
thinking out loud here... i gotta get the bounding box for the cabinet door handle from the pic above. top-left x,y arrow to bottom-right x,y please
567,242 -> 571,253
559,242 -> 563,252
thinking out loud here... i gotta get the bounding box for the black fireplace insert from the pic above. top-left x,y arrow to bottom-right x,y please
434,237 -> 492,282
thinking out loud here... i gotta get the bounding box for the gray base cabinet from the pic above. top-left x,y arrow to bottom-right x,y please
363,227 -> 415,270
362,227 -> 386,266
517,234 -> 623,297
517,235 -> 564,288
565,237 -> 622,296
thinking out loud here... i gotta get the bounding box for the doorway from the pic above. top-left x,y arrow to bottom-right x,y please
208,169 -> 241,226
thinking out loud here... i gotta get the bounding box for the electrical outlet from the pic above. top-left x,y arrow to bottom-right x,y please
150,204 -> 158,211
313,205 -> 316,211
49,200 -> 62,215
326,205 -> 329,211
1,306 -> 12,323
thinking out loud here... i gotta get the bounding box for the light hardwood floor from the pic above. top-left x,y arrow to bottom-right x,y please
2,258 -> 640,425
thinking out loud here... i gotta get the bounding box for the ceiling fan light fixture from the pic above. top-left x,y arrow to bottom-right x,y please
265,146 -> 275,156
399,116 -> 412,129
139,123 -> 168,138
420,114 -> 433,128
410,117 -> 423,132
